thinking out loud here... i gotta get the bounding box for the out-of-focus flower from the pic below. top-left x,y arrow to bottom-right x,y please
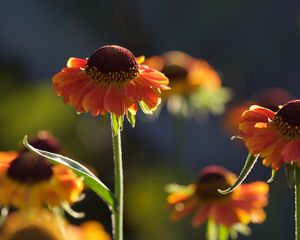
239,99 -> 300,170
0,132 -> 83,208
0,208 -> 111,240
145,51 -> 231,118
166,165 -> 268,229
0,151 -> 83,208
70,221 -> 111,240
52,45 -> 169,120
0,207 -> 69,240
224,88 -> 293,135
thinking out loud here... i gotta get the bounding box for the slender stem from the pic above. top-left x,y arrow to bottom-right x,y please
295,167 -> 300,240
218,224 -> 229,240
206,218 -> 217,240
111,115 -> 123,240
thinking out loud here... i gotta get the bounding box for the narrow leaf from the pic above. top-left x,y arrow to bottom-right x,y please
23,136 -> 115,208
218,153 -> 258,194
285,163 -> 296,188
267,169 -> 277,183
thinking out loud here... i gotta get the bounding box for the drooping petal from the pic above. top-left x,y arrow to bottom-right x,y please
82,84 -> 107,116
69,81 -> 95,112
138,70 -> 170,90
210,203 -> 240,227
103,86 -> 126,116
281,139 -> 300,166
192,204 -> 211,227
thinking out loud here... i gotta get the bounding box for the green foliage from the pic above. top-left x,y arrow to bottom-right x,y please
23,136 -> 115,208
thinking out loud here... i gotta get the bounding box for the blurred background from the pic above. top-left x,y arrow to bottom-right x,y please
0,0 -> 299,239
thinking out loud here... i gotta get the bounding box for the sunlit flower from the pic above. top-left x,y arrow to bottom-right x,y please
145,51 -> 231,118
0,208 -> 111,240
52,45 -> 169,118
224,88 -> 293,135
239,99 -> 300,170
167,165 -> 268,228
70,221 -> 111,240
0,132 -> 83,208
0,208 -> 69,240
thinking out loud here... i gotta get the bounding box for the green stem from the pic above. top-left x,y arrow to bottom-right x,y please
111,114 -> 123,240
206,218 -> 217,240
296,167 -> 300,240
218,225 -> 229,240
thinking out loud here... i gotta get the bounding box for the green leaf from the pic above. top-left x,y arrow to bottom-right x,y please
23,136 -> 115,208
267,169 -> 277,183
218,153 -> 259,194
285,163 -> 296,188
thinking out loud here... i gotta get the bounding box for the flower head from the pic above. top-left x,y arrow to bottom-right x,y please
240,100 -> 300,170
167,165 -> 268,228
0,208 -> 111,240
0,132 -> 83,208
52,45 -> 169,118
224,88 -> 293,135
0,208 -> 68,240
145,51 -> 231,118
0,151 -> 83,208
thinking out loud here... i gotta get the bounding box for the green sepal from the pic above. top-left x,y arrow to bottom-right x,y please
118,116 -> 124,131
126,112 -> 136,128
218,153 -> 259,194
23,136 -> 116,208
111,114 -> 120,136
267,169 -> 277,183
139,101 -> 153,115
285,163 -> 296,188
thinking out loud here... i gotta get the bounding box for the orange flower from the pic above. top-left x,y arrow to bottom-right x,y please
145,51 -> 231,117
52,45 -> 169,117
239,100 -> 300,170
0,208 -> 69,240
70,221 -> 111,240
0,208 -> 111,240
167,165 -> 268,228
224,88 -> 293,135
0,151 -> 83,208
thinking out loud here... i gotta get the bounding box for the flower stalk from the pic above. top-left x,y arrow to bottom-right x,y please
111,114 -> 124,240
206,218 -> 217,240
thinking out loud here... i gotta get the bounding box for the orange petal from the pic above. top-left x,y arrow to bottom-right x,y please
211,203 -> 240,227
103,86 -> 125,116
69,81 -> 95,112
192,204 -> 211,227
138,71 -> 170,90
67,57 -> 87,68
124,81 -> 142,100
241,105 -> 275,123
281,140 -> 300,165
82,84 -> 107,116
